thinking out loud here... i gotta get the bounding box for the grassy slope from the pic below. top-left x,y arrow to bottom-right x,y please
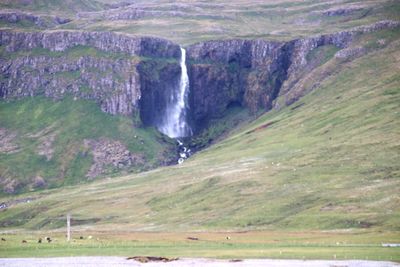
62,0 -> 400,45
0,29 -> 399,259
0,97 -> 172,193
0,0 -> 122,15
1,1 -> 399,45
0,0 -> 399,260
1,30 -> 399,231
0,45 -> 179,194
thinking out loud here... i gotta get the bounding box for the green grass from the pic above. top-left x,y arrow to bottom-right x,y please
189,105 -> 253,149
0,97 -> 174,194
2,0 -> 398,45
306,45 -> 340,66
0,231 -> 399,260
1,0 -> 400,260
1,30 -> 399,232
0,0 -> 109,16
0,45 -> 133,61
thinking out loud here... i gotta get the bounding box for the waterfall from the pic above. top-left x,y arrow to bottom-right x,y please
158,47 -> 192,138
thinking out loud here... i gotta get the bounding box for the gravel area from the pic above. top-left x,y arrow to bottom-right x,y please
0,257 -> 399,267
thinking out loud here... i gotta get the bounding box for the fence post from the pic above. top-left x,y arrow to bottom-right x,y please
67,214 -> 71,242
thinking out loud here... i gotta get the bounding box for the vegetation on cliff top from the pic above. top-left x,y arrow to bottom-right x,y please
1,0 -> 399,45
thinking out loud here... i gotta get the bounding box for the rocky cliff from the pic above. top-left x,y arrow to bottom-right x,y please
0,30 -> 181,120
1,20 -> 398,132
186,20 -> 399,128
186,39 -> 289,129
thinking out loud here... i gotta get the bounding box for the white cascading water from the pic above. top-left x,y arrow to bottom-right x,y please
159,47 -> 192,138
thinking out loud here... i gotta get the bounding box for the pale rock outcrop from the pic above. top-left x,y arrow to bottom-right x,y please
84,138 -> 144,179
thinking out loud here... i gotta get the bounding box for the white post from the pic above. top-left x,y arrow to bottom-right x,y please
67,214 -> 71,242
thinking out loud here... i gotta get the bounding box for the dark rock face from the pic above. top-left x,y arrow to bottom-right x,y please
186,20 -> 400,129
186,39 -> 287,129
137,60 -> 181,126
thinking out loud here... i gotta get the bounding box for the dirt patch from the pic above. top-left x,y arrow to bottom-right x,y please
245,121 -> 277,134
36,132 -> 57,160
84,138 -> 144,179
127,256 -> 178,263
0,197 -> 37,210
290,103 -> 305,111
26,126 -> 57,160
0,128 -> 19,154
0,177 -> 23,194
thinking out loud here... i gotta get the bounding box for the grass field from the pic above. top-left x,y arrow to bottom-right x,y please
1,230 -> 399,260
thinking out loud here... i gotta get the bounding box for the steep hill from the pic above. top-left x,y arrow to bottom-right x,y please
1,26 -> 399,232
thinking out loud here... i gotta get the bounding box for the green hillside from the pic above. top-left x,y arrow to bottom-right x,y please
0,0 -> 399,261
0,0 -> 120,15
0,97 -> 174,194
1,28 -> 399,232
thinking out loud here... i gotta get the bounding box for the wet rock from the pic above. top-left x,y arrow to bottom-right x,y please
137,60 -> 181,126
186,39 -> 288,128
